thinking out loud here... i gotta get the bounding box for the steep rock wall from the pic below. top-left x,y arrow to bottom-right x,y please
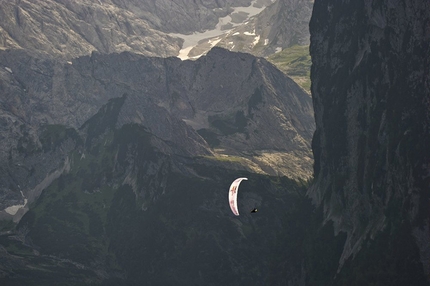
309,0 -> 430,277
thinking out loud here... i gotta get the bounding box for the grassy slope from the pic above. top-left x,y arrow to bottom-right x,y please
267,45 -> 311,93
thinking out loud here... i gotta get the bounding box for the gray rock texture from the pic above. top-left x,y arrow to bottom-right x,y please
309,0 -> 430,278
0,0 -> 313,62
0,0 -> 185,59
0,0 -> 265,60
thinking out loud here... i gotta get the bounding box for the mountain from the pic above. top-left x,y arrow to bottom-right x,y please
0,47 -> 314,220
0,0 -> 176,59
0,0 -> 270,60
211,0 -> 313,93
3,98 -> 312,285
0,2 -> 319,284
184,0 -> 313,59
215,0 -> 313,57
1,0 -> 427,285
0,0 -> 314,94
104,0 -> 261,34
308,0 -> 430,284
0,45 -> 316,284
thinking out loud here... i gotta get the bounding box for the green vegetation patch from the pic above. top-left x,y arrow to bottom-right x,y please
267,45 -> 311,93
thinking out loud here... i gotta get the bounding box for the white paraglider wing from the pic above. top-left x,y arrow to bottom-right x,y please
228,177 -> 248,216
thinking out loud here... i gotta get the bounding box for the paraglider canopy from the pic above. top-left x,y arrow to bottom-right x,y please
228,177 -> 247,216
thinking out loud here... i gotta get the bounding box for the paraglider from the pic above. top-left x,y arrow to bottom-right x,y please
228,177 -> 248,216
250,208 -> 258,213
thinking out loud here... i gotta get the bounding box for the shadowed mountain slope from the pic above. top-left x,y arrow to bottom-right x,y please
0,47 -> 317,285
0,47 -> 314,219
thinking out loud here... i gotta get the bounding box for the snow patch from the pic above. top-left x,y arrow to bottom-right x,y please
172,0 -> 268,60
275,47 -> 282,53
4,67 -> 12,73
252,35 -> 260,46
4,191 -> 27,216
264,39 -> 269,45
4,199 -> 28,215
233,32 -> 240,36
208,37 -> 221,46
177,46 -> 195,60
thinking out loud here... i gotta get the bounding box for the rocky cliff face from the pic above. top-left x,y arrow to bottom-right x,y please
0,0 -> 183,59
0,0 -> 268,60
309,0 -> 430,283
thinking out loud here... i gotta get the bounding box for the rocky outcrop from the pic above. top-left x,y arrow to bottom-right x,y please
309,0 -> 430,281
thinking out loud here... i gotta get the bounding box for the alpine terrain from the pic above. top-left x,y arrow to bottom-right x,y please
0,0 -> 428,285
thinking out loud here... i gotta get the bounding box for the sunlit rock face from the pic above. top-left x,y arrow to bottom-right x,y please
309,0 -> 430,281
0,0 -> 262,60
0,0 -> 183,59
